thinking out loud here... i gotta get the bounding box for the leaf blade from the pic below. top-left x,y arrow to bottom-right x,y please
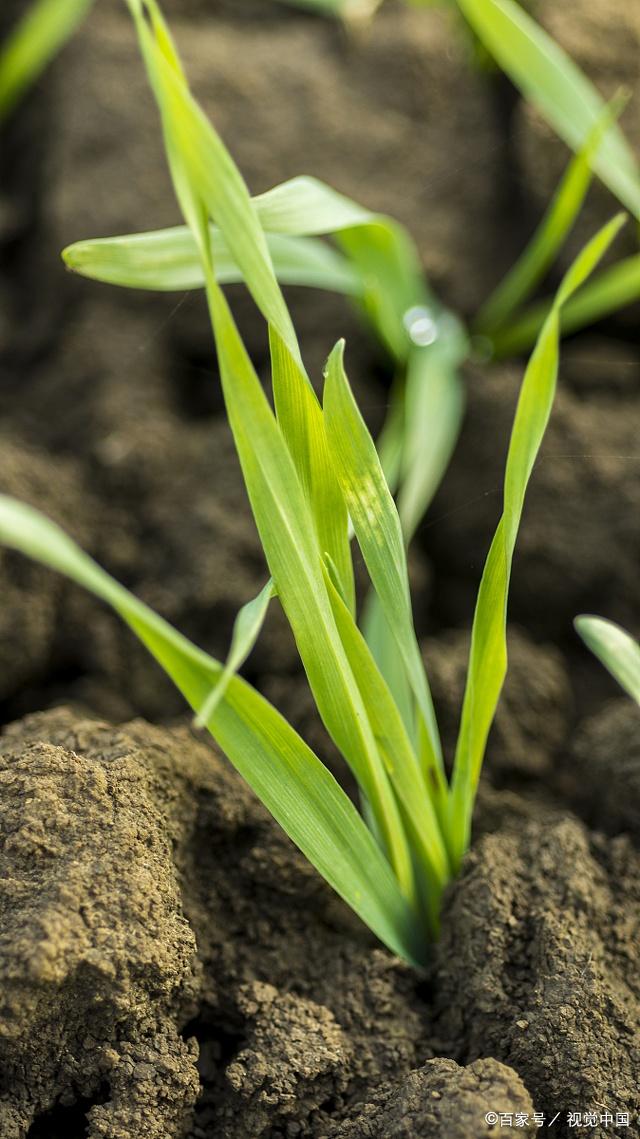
488,252 -> 640,358
449,215 -> 627,869
0,0 -> 93,119
63,226 -> 360,295
475,99 -> 624,333
0,495 -> 425,965
575,616 -> 640,707
194,578 -> 276,727
323,341 -> 447,810
455,0 -> 640,217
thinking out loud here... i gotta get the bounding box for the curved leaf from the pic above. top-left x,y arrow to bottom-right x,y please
63,227 -> 360,295
0,0 -> 93,119
575,616 -> 640,706
0,496 -> 425,965
490,252 -> 640,358
448,214 -> 627,870
455,0 -> 640,217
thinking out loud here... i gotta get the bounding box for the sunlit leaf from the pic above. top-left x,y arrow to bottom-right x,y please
575,616 -> 640,707
397,336 -> 466,542
488,251 -> 640,358
0,0 -> 93,119
475,97 -> 626,333
324,341 -> 447,814
127,0 -> 416,898
126,0 -> 303,367
0,496 -> 424,964
63,226 -> 360,295
455,0 -> 640,217
448,214 -> 627,870
194,578 -> 276,728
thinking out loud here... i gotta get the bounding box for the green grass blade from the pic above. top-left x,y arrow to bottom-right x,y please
361,595 -> 415,738
130,0 -> 359,615
323,341 -> 446,810
126,0 -> 303,368
475,100 -> 624,333
194,578 -> 276,728
205,279 -> 415,901
270,328 -> 355,613
448,215 -> 627,870
62,173 -> 438,363
0,496 -> 424,964
128,1 -> 357,614
324,564 -> 451,905
488,252 -> 640,358
554,215 -> 626,306
575,616 -> 640,707
455,0 -> 640,218
397,342 -> 466,543
0,0 -> 93,120
63,227 -> 360,295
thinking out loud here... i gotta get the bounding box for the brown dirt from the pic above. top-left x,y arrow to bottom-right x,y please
1,707 -> 638,1137
1,0 -> 640,1135
426,624 -> 572,782
431,816 -> 640,1139
426,359 -> 640,637
569,699 -> 640,837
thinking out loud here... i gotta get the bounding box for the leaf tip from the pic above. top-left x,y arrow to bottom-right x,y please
61,244 -> 76,270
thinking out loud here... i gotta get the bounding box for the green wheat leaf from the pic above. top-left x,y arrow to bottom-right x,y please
128,0 -> 358,613
455,0 -> 640,218
448,214 -> 627,870
575,616 -> 640,707
0,0 -> 93,120
130,0 -> 416,898
323,563 -> 450,912
397,337 -> 466,542
205,278 -> 416,901
475,98 -> 627,333
126,0 -> 303,368
194,578 -> 276,728
63,227 -> 360,295
0,496 -> 424,964
323,341 -> 446,810
269,328 -> 355,613
488,252 -> 640,357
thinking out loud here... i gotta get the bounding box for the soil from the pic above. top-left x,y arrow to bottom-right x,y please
1,0 -> 639,1135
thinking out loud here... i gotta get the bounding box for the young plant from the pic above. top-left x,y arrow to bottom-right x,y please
0,0 -> 626,964
575,616 -> 640,707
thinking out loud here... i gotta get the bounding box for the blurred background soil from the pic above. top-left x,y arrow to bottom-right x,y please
0,0 -> 639,1136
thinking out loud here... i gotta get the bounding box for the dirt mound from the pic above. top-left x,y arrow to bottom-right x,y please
0,710 -> 428,1138
0,711 -> 201,1138
432,816 -> 640,1138
2,709 -> 639,1137
332,1057 -> 535,1138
